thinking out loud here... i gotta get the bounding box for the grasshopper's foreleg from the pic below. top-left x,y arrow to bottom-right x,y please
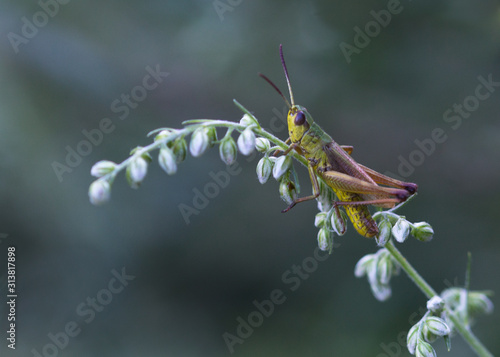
272,138 -> 292,157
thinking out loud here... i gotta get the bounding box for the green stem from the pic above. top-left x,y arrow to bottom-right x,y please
385,240 -> 493,357
385,240 -> 437,298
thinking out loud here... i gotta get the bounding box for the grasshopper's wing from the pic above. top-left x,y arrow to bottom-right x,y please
339,144 -> 417,194
322,142 -> 409,208
323,142 -> 374,183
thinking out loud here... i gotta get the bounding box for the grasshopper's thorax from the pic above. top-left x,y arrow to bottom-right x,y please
287,105 -> 333,163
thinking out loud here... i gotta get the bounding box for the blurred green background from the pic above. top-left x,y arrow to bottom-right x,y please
1,0 -> 499,356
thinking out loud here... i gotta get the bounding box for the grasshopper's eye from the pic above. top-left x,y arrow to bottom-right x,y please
294,111 -> 306,126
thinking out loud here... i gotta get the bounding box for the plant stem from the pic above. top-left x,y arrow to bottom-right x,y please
385,240 -> 493,357
384,240 -> 437,298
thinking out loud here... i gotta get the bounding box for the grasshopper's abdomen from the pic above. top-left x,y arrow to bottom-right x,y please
333,189 -> 379,238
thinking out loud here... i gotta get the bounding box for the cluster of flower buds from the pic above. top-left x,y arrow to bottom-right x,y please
407,312 -> 450,356
354,248 -> 400,301
373,211 -> 434,246
314,207 -> 347,254
314,212 -> 333,253
88,160 -> 116,205
405,287 -> 493,356
440,287 -> 494,331
89,114 -> 261,206
406,297 -> 451,356
254,137 -> 301,210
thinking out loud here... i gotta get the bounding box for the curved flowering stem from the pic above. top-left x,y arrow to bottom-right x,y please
88,99 -> 494,357
88,100 -> 309,205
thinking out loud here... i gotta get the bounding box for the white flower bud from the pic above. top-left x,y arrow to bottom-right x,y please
127,157 -> 148,187
392,217 -> 410,243
90,160 -> 116,178
376,254 -> 394,285
406,324 -> 419,355
317,227 -> 333,252
314,212 -> 328,228
206,126 -> 218,147
172,138 -> 187,163
239,114 -> 254,127
189,128 -> 210,157
219,136 -> 237,165
256,157 -> 272,184
411,222 -> 434,242
154,130 -> 173,142
416,339 -> 436,357
88,180 -> 111,206
316,179 -> 335,212
237,128 -> 256,156
375,218 -> 392,246
370,280 -> 392,302
468,292 -> 494,315
330,208 -> 347,236
158,147 -> 177,175
255,137 -> 271,152
272,155 -> 292,180
354,254 -> 375,278
278,179 -> 296,205
426,296 -> 444,313
424,316 -> 451,337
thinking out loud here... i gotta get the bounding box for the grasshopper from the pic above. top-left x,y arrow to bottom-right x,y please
260,45 -> 417,238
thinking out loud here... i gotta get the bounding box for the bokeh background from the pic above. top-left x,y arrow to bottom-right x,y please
1,0 -> 499,356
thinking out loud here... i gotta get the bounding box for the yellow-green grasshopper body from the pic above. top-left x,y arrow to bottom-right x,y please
261,45 -> 417,238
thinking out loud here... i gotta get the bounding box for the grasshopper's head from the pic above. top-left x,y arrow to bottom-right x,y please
259,45 -> 314,144
287,105 -> 313,143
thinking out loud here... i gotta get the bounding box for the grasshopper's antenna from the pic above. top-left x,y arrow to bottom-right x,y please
279,44 -> 295,106
258,73 -> 291,108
